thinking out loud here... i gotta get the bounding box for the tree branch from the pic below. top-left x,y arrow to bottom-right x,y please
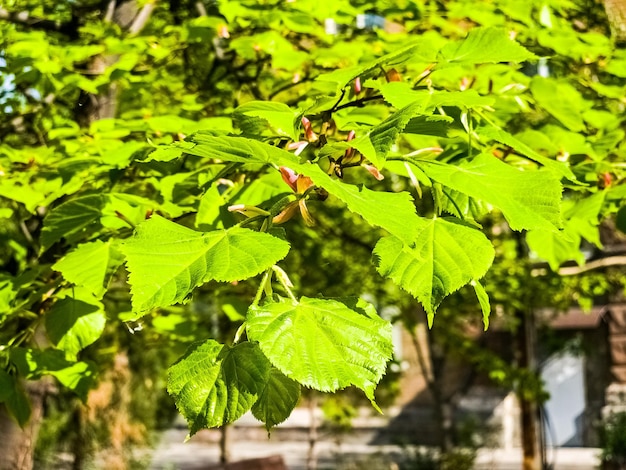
0,7 -> 78,37
128,2 -> 155,36
531,255 -> 626,277
104,0 -> 117,23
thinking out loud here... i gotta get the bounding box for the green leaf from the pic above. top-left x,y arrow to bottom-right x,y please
564,192 -> 606,247
247,296 -> 393,400
234,101 -> 300,140
377,83 -> 430,109
45,292 -> 106,360
41,195 -> 106,251
179,135 -> 422,244
167,340 -> 271,435
195,182 -> 229,229
300,165 -> 422,245
530,77 -> 586,132
404,115 -> 453,136
477,126 -> 576,180
10,348 -> 95,400
473,281 -> 491,330
182,133 -> 301,165
251,367 -> 301,431
526,192 -> 605,270
349,101 -> 424,168
377,83 -> 494,110
0,370 -> 31,426
439,27 -> 537,65
41,193 -> 158,251
121,215 -> 290,313
373,217 -> 495,324
526,229 -> 583,271
316,38 -> 436,91
416,154 -> 562,232
439,188 -> 490,221
52,240 -> 125,299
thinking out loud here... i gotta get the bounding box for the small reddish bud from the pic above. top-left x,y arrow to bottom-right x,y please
279,166 -> 299,192
354,76 -> 362,94
218,24 -> 230,39
298,199 -> 315,226
343,130 -> 357,162
287,141 -> 308,156
272,201 -> 300,225
296,175 -> 314,194
301,116 -> 318,142
363,164 -> 384,181
386,68 -> 402,82
460,77 -> 471,91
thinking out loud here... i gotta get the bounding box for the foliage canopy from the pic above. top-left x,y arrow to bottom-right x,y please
0,0 -> 625,438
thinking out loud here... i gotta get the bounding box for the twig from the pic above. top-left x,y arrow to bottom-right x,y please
531,255 -> 626,277
333,94 -> 383,112
0,7 -> 78,37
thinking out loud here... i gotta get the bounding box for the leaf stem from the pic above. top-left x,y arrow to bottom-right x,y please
252,269 -> 272,307
441,188 -> 465,220
468,109 -> 473,159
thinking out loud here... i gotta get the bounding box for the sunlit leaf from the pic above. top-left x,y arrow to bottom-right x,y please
121,215 -> 290,313
247,296 -> 392,402
373,217 -> 494,324
416,154 -> 562,232
52,240 -> 125,299
439,27 -> 537,64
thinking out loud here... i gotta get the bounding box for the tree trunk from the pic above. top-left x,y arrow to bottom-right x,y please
516,309 -> 542,470
0,381 -> 48,470
603,0 -> 626,43
307,394 -> 318,470
219,425 -> 232,464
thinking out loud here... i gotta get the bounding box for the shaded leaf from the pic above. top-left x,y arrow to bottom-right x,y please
530,77 -> 586,132
477,126 -> 576,180
251,367 -> 301,431
10,348 -> 95,400
41,193 -> 158,251
46,292 -> 106,360
0,370 -> 31,426
349,101 -> 424,168
41,195 -> 106,251
167,340 -> 270,435
234,101 -> 300,140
